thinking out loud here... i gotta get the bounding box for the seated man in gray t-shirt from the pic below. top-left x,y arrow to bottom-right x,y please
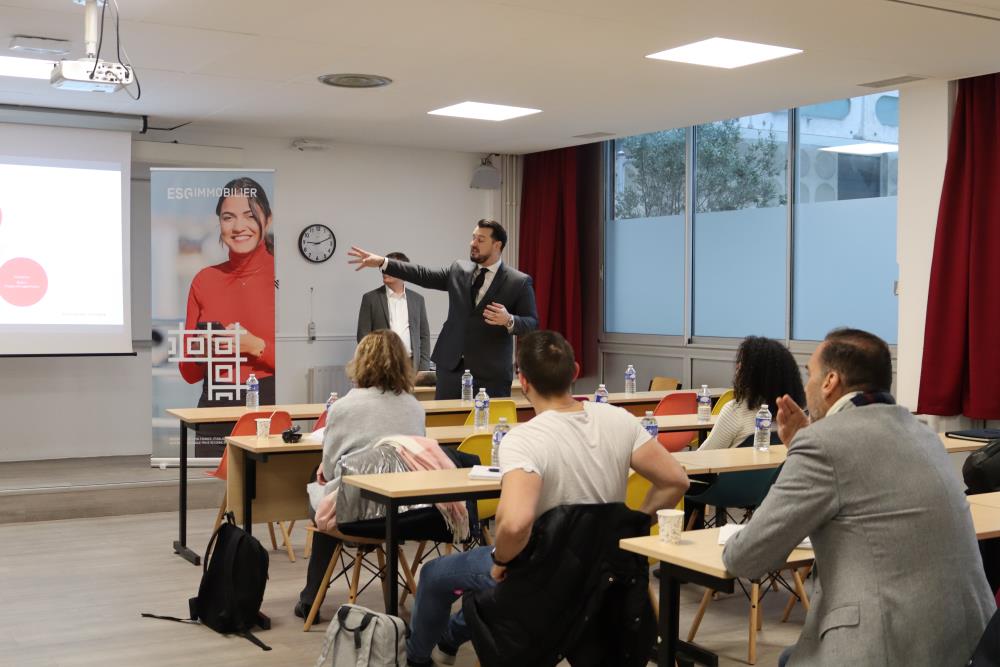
405,330 -> 690,667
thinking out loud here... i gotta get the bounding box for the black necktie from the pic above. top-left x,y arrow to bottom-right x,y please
470,268 -> 486,304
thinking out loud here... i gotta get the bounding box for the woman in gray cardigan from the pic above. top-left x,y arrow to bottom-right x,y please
296,329 -> 426,620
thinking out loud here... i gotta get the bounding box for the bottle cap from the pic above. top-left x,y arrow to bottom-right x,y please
645,411 -> 653,416
465,369 -> 470,373
498,417 -> 508,423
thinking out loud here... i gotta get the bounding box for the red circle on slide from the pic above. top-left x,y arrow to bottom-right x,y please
0,257 -> 48,307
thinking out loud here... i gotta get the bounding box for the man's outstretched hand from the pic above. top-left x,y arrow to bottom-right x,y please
776,394 -> 810,445
347,246 -> 385,271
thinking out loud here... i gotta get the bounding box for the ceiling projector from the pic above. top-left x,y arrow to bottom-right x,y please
51,58 -> 133,93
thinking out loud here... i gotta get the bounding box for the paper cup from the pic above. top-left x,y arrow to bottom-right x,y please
657,509 -> 684,544
255,418 -> 271,440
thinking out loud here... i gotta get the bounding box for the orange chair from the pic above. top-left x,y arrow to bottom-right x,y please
312,408 -> 328,431
208,410 -> 296,559
653,393 -> 698,452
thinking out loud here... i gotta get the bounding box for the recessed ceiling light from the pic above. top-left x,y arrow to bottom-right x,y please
317,73 -> 392,88
646,37 -> 802,69
820,142 -> 898,156
0,55 -> 56,80
428,101 -> 541,122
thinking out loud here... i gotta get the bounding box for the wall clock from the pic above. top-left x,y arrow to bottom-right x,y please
298,224 -> 336,263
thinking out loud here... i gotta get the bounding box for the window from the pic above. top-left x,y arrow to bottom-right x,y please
793,92 -> 898,343
693,113 -> 788,338
606,130 -> 685,335
602,91 -> 899,346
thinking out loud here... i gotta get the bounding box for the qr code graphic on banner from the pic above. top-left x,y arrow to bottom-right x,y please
167,323 -> 248,401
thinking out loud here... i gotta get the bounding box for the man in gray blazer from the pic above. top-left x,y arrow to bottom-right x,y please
723,328 -> 994,666
356,251 -> 431,371
349,220 -> 538,399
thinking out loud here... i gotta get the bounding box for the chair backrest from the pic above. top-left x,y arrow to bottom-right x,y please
652,392 -> 698,452
208,410 -> 294,481
312,407 -> 328,431
712,389 -> 735,416
649,376 -> 682,392
625,471 -> 652,511
458,433 -> 500,520
463,399 -> 518,426
688,465 -> 783,510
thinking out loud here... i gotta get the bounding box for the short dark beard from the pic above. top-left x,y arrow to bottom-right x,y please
469,252 -> 488,264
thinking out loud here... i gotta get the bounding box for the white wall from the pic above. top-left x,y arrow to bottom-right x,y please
896,80 -> 955,410
0,127 -> 497,462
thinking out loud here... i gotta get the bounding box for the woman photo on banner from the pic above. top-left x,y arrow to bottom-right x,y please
179,176 -> 276,456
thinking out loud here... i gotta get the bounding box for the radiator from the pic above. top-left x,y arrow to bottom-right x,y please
308,365 -> 352,403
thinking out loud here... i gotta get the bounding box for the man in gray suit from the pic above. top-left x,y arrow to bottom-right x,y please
723,328 -> 994,666
348,220 -> 538,399
356,251 -> 431,371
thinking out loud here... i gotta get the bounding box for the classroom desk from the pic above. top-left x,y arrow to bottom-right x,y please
165,404 -> 326,565
968,492 -> 1000,511
223,414 -> 718,535
672,445 -> 788,474
414,381 -> 524,401
621,528 -> 813,667
940,433 -> 990,454
341,468 -> 502,616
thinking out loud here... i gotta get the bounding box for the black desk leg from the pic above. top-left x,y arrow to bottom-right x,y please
243,456 -> 256,535
173,421 -> 201,565
386,500 -> 400,616
659,564 -> 718,667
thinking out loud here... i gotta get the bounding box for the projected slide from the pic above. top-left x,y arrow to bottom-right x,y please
0,160 -> 124,326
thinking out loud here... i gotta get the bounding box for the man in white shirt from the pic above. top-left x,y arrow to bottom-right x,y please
404,330 -> 690,666
356,251 -> 431,371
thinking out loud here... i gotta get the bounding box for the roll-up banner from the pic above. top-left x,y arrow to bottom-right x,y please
150,169 -> 276,463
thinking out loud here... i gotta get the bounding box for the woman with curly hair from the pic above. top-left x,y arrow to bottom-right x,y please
698,336 -> 805,451
296,329 -> 425,619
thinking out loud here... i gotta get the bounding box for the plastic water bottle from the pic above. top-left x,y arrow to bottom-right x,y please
594,384 -> 610,403
640,411 -> 658,438
325,392 -> 339,410
624,365 -> 637,394
474,388 -> 491,430
461,370 -> 474,403
754,403 -> 772,452
246,373 -> 259,410
491,417 -> 510,465
697,384 -> 711,423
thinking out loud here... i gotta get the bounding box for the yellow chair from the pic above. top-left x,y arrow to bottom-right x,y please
463,399 -> 518,426
711,388 -> 735,416
625,470 -> 684,621
458,433 -> 499,543
648,376 -> 681,392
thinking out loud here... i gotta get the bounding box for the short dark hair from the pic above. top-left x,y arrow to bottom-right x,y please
476,219 -> 507,250
733,336 -> 805,411
820,328 -> 892,393
386,251 -> 409,263
516,330 -> 575,397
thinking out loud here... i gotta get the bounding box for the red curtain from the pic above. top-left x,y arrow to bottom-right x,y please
917,73 -> 1000,418
519,146 -> 583,368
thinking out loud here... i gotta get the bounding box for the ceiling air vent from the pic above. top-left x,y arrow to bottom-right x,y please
572,131 -> 615,139
859,75 -> 927,88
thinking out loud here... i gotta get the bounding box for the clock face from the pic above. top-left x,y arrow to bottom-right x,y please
298,224 -> 336,263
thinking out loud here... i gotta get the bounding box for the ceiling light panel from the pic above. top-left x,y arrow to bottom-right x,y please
820,142 -> 899,155
646,37 -> 802,69
428,101 -> 541,121
0,56 -> 56,80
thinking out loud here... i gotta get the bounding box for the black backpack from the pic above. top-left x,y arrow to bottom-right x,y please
143,512 -> 272,650
964,440 -> 1000,495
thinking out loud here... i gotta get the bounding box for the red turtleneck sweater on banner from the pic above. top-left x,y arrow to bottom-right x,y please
179,243 -> 275,386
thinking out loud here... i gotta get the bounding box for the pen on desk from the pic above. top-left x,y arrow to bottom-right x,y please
489,467 -> 500,473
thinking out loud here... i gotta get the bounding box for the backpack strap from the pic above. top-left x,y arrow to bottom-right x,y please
220,531 -> 246,627
241,629 -> 272,651
140,612 -> 197,624
336,606 -> 375,650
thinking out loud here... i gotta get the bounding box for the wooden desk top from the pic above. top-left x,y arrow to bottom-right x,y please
342,467 -> 501,499
425,413 -> 716,445
226,434 -> 321,455
972,502 -> 1000,539
167,404 -> 326,424
968,492 -> 1000,510
940,433 -> 987,454
619,528 -> 813,580
671,445 -> 787,474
